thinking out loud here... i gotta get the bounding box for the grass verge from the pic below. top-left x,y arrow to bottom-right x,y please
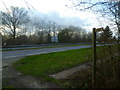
13,47 -> 92,83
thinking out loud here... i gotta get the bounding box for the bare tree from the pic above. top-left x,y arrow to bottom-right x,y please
68,0 -> 120,40
1,6 -> 29,41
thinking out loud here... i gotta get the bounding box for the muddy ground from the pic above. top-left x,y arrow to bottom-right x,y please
2,66 -> 60,88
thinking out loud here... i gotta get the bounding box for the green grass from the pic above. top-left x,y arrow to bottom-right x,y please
13,47 -> 92,78
2,44 -> 90,51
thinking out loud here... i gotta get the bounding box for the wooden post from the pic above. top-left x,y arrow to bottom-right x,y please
92,28 -> 96,87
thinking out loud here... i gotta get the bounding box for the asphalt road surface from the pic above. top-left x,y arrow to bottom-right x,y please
2,45 -> 92,59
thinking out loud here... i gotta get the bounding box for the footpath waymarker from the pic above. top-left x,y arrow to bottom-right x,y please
92,27 -> 104,87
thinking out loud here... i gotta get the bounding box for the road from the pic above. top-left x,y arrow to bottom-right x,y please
2,45 -> 92,59
2,45 -> 92,67
2,43 -> 91,51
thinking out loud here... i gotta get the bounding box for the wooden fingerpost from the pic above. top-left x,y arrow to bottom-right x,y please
92,28 -> 96,88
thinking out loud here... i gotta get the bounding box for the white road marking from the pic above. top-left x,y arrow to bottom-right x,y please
3,56 -> 19,59
26,52 -> 47,56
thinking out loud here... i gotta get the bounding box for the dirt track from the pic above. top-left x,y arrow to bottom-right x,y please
3,66 -> 60,88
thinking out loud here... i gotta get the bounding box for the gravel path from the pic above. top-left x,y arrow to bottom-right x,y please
2,66 -> 60,88
50,62 -> 92,79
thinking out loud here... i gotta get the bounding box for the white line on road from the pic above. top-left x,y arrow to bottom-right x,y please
3,55 -> 19,59
25,52 -> 48,56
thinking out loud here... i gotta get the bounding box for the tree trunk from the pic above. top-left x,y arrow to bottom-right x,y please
116,1 -> 120,55
13,25 -> 16,44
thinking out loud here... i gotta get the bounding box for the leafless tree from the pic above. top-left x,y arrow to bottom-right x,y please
1,6 -> 29,41
67,0 -> 120,40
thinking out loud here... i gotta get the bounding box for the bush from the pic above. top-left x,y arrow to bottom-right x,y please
61,56 -> 120,88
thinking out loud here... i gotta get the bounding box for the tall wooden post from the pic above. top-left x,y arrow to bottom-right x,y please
92,28 -> 96,87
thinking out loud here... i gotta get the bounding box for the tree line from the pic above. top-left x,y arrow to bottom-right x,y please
0,6 -> 93,45
0,6 -> 117,46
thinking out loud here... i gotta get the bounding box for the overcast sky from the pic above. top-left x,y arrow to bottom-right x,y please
0,0 -> 108,31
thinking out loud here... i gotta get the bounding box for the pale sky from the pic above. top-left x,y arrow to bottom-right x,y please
0,0 -> 107,31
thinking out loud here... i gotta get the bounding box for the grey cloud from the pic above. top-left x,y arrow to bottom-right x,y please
30,10 -> 91,27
